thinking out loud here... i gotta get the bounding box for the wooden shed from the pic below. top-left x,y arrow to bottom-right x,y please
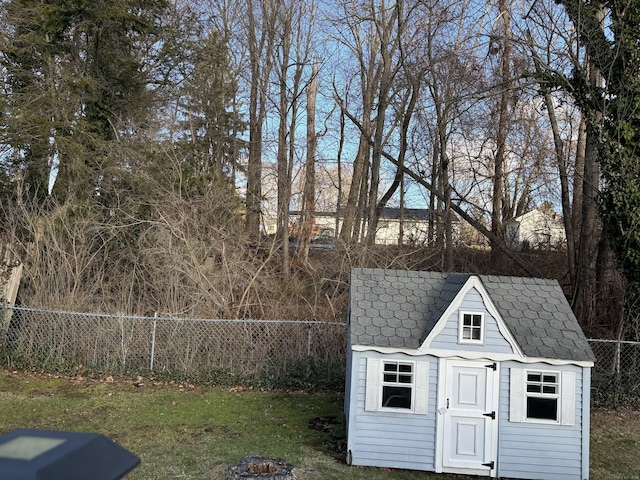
345,268 -> 595,480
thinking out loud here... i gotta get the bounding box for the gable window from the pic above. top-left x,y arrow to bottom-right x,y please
459,312 -> 484,344
365,358 -> 429,414
382,361 -> 413,409
510,368 -> 576,425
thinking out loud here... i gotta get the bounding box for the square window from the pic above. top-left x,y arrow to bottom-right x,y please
381,361 -> 414,410
460,312 -> 484,343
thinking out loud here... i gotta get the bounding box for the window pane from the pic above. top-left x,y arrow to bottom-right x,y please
382,386 -> 412,409
527,373 -> 542,382
542,385 -> 557,394
543,374 -> 557,383
383,373 -> 396,382
398,374 -> 412,384
473,315 -> 482,327
463,314 -> 472,327
527,384 -> 541,393
399,364 -> 412,373
471,328 -> 481,340
527,397 -> 558,421
384,363 -> 398,372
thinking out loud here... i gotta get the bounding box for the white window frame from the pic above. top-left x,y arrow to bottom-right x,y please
510,368 -> 575,426
380,360 -> 415,411
365,358 -> 429,415
524,370 -> 560,423
459,311 -> 484,344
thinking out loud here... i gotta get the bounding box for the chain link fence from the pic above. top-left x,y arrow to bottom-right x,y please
0,304 -> 347,390
589,338 -> 640,409
3,303 -> 640,404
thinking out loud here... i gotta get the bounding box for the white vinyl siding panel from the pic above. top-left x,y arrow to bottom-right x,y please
429,288 -> 513,353
499,361 -> 585,480
348,352 -> 437,471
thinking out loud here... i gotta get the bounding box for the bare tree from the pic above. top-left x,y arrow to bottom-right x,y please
273,0 -> 317,275
489,0 -> 512,260
298,58 -> 319,265
245,0 -> 281,239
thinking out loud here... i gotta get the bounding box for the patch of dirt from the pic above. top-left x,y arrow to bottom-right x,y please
307,415 -> 339,433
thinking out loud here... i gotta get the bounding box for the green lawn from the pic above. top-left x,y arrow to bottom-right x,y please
0,371 -> 638,480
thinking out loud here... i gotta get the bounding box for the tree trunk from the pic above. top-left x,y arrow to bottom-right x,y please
491,0 -> 511,262
298,58 -> 318,266
245,0 -> 278,239
572,52 -> 604,329
572,116 -> 586,261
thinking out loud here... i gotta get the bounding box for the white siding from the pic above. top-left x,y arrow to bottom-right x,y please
429,288 -> 514,354
498,361 -> 585,480
347,351 -> 438,471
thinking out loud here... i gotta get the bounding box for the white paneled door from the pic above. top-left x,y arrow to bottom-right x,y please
439,359 -> 498,476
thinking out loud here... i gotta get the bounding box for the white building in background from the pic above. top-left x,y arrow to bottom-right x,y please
505,208 -> 566,251
265,207 -> 461,246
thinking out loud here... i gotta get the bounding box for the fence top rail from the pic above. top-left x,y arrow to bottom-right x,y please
588,338 -> 640,345
0,303 -> 347,327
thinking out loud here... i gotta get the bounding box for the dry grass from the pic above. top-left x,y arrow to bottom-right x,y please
590,408 -> 640,479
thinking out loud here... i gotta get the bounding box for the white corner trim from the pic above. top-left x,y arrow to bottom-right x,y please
419,276 -> 524,358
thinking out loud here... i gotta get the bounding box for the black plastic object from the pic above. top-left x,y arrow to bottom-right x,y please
0,429 -> 140,480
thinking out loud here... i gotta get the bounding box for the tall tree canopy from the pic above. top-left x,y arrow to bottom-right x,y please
0,0 -> 169,204
555,1 -> 640,298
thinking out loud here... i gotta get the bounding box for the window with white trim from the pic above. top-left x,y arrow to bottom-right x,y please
510,368 -> 576,425
382,361 -> 413,409
459,312 -> 484,344
526,371 -> 559,421
365,357 -> 429,415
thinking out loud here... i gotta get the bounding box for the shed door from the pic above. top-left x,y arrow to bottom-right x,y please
440,359 -> 497,476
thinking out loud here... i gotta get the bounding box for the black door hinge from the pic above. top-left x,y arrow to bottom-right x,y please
482,460 -> 495,469
483,411 -> 496,419
485,362 -> 497,370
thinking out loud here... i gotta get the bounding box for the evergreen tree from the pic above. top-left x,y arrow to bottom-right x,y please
172,21 -> 246,195
0,0 -> 169,205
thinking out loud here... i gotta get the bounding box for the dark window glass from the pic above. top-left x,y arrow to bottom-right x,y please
527,397 -> 558,421
382,386 -> 412,409
462,313 -> 482,341
527,373 -> 541,382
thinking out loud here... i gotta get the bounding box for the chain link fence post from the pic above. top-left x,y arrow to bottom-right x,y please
150,312 -> 158,371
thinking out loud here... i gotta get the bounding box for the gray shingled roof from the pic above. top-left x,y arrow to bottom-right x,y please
349,268 -> 595,363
